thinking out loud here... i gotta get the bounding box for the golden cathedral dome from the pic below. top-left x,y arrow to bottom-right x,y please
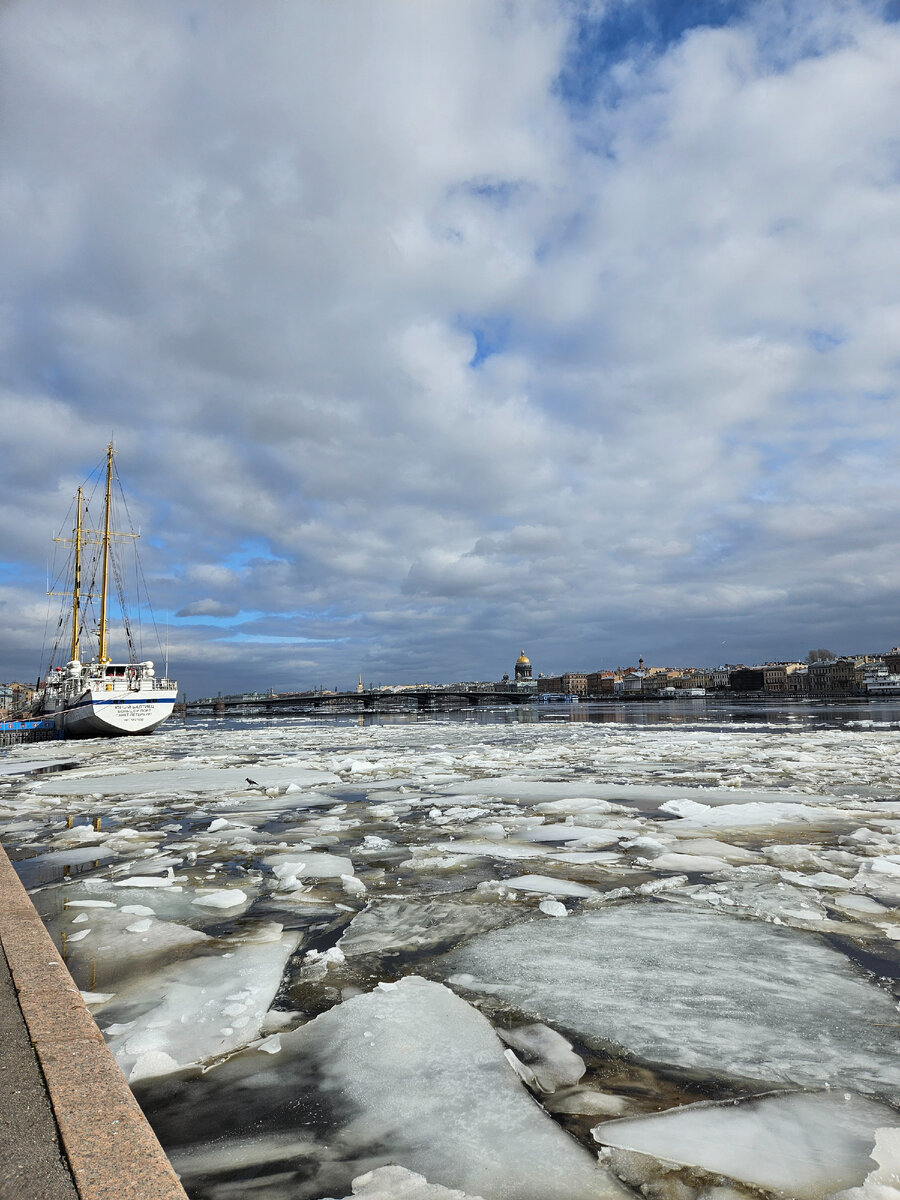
516,650 -> 530,665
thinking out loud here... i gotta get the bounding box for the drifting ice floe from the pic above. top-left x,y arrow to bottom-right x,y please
855,857 -> 900,906
27,764 -> 340,796
192,888 -> 249,910
444,902 -> 900,1098
291,975 -> 627,1200
100,929 -> 300,1082
264,851 -> 356,886
673,873 -> 840,931
659,796 -> 857,831
338,900 -> 514,957
337,1165 -> 487,1199
499,874 -> 602,898
498,1023 -> 585,1093
592,1090 -> 898,1200
57,906 -> 208,987
443,779 -> 839,809
165,976 -> 630,1200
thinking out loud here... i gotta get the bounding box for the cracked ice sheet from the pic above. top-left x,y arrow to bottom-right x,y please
26,765 -> 340,796
37,875 -> 205,922
666,873 -> 861,935
167,976 -> 630,1200
338,900 -> 516,957
658,797 -> 861,832
592,1091 -> 899,1200
52,905 -> 208,989
438,779 -> 839,809
263,850 -> 355,880
101,929 -> 300,1082
443,902 -> 900,1100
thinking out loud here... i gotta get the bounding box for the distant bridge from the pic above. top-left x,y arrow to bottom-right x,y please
179,688 -> 535,718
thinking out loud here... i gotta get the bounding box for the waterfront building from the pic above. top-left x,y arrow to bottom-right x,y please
808,660 -> 831,696
514,651 -> 533,684
642,668 -> 675,696
671,671 -> 696,690
808,657 -> 862,697
786,667 -> 809,694
730,667 -> 765,692
0,681 -> 34,717
503,650 -> 537,693
586,670 -> 617,696
539,675 -> 562,693
535,671 -> 586,695
688,670 -> 711,689
621,668 -> 644,695
764,664 -> 787,692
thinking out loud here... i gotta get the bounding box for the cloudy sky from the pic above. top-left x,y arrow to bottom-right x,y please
2,0 -> 900,697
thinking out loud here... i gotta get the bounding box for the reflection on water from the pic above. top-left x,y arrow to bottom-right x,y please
208,697 -> 900,732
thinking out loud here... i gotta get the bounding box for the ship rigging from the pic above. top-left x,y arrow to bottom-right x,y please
36,443 -> 177,737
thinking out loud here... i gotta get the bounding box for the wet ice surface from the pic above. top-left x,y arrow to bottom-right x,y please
155,976 -> 629,1200
592,1091 -> 898,1199
443,904 -> 900,1096
0,702 -> 899,1200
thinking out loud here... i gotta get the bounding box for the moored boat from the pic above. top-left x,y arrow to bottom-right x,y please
34,444 -> 177,737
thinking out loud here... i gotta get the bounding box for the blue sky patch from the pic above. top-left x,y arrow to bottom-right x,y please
455,178 -> 531,208
557,0 -> 754,109
807,328 -> 845,353
459,316 -> 511,367
220,540 -> 286,569
221,632 -> 345,645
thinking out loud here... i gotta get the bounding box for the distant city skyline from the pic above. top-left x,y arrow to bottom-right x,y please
2,1 -> 900,698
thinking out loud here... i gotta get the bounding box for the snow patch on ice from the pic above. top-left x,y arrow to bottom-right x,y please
192,889 -> 249,910
341,1164 -> 487,1199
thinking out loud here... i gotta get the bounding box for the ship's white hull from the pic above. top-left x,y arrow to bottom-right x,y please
41,687 -> 178,738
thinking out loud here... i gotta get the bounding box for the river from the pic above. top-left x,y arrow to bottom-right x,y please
1,701 -> 898,1200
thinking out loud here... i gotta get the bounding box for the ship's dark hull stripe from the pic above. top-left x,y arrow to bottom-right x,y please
45,695 -> 176,714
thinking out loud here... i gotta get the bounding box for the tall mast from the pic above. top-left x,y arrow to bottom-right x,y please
71,487 -> 82,661
98,442 -> 114,662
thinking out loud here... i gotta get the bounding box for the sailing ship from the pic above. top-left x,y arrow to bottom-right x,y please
35,443 -> 177,737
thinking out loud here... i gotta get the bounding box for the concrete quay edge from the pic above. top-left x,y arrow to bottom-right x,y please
0,845 -> 189,1200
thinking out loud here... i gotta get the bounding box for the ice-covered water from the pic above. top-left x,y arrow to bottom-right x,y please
1,703 -> 898,1200
443,903 -> 900,1096
592,1091 -> 898,1199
